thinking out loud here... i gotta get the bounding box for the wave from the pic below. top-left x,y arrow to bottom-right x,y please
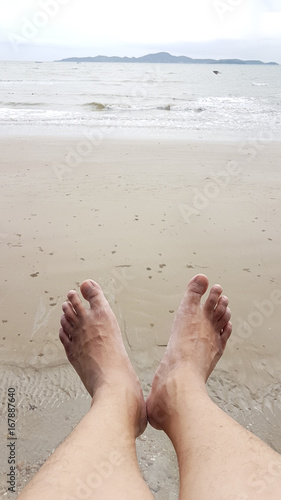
157,104 -> 172,110
84,101 -> 106,110
83,102 -> 136,111
81,102 -> 209,113
84,102 -> 176,112
0,101 -> 44,108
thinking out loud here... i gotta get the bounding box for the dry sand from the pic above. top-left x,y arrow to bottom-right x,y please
0,136 -> 281,498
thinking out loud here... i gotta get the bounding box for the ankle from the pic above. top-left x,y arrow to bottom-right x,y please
161,388 -> 212,443
147,368 -> 209,433
91,379 -> 146,435
164,365 -> 208,398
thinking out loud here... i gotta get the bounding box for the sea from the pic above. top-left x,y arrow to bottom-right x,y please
0,61 -> 280,140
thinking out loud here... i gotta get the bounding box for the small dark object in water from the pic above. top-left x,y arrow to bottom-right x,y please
213,70 -> 221,75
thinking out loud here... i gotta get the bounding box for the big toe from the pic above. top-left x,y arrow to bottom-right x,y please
185,274 -> 209,307
80,279 -> 104,308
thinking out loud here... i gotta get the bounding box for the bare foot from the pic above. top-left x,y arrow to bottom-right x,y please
146,274 -> 232,432
59,279 -> 147,436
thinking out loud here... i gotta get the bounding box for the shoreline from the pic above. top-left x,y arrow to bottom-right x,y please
1,132 -> 280,142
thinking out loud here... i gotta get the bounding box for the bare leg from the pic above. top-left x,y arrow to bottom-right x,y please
147,274 -> 281,500
17,280 -> 153,500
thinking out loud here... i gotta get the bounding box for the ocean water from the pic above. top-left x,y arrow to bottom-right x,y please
0,61 -> 280,140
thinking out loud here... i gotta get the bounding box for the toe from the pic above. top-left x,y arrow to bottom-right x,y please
217,307 -> 231,332
213,295 -> 229,322
204,284 -> 223,316
59,328 -> 72,349
80,279 -> 106,309
67,290 -> 85,316
184,274 -> 209,307
62,302 -> 78,325
60,315 -> 74,335
220,321 -> 232,349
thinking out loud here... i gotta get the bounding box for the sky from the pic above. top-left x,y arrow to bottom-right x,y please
0,0 -> 281,63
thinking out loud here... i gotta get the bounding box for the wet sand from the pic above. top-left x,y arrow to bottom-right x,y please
1,137 -> 281,498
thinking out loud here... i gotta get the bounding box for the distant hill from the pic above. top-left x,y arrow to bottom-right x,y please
55,52 -> 278,65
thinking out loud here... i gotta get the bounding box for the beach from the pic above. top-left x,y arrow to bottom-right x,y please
1,136 -> 281,497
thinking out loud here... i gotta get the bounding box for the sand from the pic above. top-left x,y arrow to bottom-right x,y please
1,136 -> 281,498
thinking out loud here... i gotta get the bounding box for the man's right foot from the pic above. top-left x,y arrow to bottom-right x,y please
146,274 -> 232,432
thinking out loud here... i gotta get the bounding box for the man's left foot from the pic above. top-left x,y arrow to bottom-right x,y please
59,279 -> 147,436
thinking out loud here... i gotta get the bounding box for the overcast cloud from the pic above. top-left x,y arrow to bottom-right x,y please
0,0 -> 280,63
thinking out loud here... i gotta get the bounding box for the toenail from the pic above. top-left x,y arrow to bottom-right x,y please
86,280 -> 95,290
